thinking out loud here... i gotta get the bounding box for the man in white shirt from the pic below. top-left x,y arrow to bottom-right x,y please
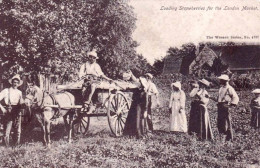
217,74 -> 239,141
79,51 -> 111,111
143,73 -> 160,132
0,75 -> 24,146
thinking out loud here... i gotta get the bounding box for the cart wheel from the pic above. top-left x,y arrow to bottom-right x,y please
107,91 -> 130,137
72,113 -> 90,135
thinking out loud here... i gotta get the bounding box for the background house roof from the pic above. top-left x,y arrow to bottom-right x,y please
210,45 -> 260,70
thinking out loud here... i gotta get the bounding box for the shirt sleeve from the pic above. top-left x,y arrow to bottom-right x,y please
151,83 -> 159,94
95,64 -> 104,77
190,88 -> 199,97
0,89 -> 7,102
79,64 -> 85,78
229,87 -> 239,105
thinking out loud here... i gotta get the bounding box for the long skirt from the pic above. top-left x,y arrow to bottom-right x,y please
189,101 -> 214,140
217,103 -> 233,141
251,108 -> 260,128
170,101 -> 187,132
123,90 -> 147,138
188,100 -> 201,134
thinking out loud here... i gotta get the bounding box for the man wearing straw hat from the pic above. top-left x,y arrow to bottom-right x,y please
79,50 -> 112,111
216,74 -> 239,141
0,75 -> 24,146
142,73 -> 160,132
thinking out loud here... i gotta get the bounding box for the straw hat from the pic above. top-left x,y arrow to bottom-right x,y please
171,81 -> 181,90
218,74 -> 230,81
87,51 -> 98,59
198,79 -> 210,87
9,74 -> 23,86
252,89 -> 260,94
145,73 -> 153,79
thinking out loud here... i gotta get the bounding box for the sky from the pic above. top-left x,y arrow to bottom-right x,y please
129,0 -> 260,64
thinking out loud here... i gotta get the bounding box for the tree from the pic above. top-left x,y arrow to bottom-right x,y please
179,43 -> 196,75
0,0 -> 149,83
152,58 -> 164,76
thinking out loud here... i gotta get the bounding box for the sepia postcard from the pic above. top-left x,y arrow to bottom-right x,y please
0,0 -> 259,167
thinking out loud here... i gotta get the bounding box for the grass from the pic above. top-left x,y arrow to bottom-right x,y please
0,89 -> 259,168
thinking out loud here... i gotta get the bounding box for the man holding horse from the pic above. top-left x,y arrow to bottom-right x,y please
79,50 -> 112,112
0,75 -> 24,146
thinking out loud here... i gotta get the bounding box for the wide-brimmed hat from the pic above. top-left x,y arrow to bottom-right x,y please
87,51 -> 98,59
145,73 -> 153,79
171,81 -> 181,90
198,79 -> 210,87
252,89 -> 260,94
218,74 -> 230,81
9,74 -> 23,86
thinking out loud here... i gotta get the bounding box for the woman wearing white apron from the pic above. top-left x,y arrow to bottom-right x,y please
189,79 -> 214,140
169,82 -> 187,132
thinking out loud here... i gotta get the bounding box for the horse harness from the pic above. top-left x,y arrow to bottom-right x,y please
49,92 -> 74,120
49,94 -> 62,120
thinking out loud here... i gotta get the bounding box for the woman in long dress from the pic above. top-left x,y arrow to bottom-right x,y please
250,89 -> 260,129
169,81 -> 187,132
189,79 -> 214,140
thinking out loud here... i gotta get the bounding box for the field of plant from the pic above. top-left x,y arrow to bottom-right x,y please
0,81 -> 259,168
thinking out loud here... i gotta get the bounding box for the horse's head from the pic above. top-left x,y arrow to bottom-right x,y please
24,83 -> 44,109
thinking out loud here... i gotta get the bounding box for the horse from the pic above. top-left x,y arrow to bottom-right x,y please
24,84 -> 76,147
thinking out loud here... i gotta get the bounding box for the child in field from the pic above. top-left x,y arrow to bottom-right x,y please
250,89 -> 260,129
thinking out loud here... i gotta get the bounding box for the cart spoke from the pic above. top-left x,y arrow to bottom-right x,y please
79,122 -> 83,133
118,119 -> 122,135
118,101 -> 127,113
121,115 -> 127,121
115,94 -> 118,110
81,122 -> 86,130
120,101 -> 128,110
118,94 -> 123,109
80,123 -> 84,132
115,119 -> 118,135
111,100 -> 116,111
111,115 -> 117,119
82,118 -> 88,125
110,111 -> 117,116
120,118 -> 126,124
119,119 -> 125,132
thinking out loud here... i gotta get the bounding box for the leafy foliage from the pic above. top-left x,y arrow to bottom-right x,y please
0,0 -> 150,82
151,58 -> 164,76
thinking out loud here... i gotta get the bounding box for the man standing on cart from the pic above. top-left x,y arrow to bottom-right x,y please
78,50 -> 112,113
0,75 -> 24,147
